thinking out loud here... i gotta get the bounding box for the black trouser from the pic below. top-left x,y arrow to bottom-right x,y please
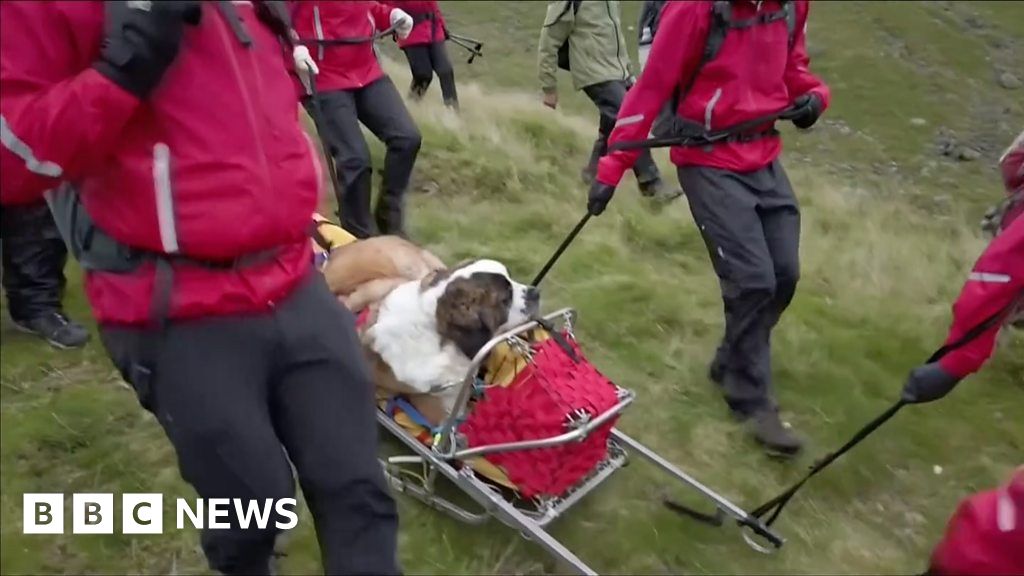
99,271 -> 400,576
402,41 -> 458,107
582,79 -> 661,185
0,202 -> 68,322
304,76 -> 422,239
677,160 -> 800,417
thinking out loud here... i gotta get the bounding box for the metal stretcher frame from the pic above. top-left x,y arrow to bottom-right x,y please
376,307 -> 784,575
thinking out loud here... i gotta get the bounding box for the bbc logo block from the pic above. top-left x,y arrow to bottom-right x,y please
23,493 -> 163,535
22,494 -> 64,534
22,493 -> 297,534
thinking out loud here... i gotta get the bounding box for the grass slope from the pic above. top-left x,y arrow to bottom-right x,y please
2,1 -> 1022,574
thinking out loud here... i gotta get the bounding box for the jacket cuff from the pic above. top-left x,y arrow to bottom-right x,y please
938,353 -> 978,380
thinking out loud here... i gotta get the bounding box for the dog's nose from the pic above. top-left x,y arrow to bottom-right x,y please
525,286 -> 540,303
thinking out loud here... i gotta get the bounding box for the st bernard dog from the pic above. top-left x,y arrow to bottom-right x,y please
361,259 -> 540,424
320,235 -> 540,425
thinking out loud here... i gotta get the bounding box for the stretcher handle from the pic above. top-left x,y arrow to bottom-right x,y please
746,300 -> 1018,531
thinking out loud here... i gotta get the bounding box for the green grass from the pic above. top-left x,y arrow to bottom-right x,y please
3,1 -> 1023,574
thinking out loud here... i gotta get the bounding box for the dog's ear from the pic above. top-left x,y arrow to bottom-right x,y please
476,306 -> 506,335
436,277 -> 494,359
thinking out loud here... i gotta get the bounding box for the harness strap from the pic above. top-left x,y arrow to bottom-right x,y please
409,11 -> 435,24
215,0 -> 254,47
610,109 -> 790,153
726,6 -> 790,30
386,391 -> 478,438
298,28 -> 396,47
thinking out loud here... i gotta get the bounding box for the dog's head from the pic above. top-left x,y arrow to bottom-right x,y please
426,259 -> 540,360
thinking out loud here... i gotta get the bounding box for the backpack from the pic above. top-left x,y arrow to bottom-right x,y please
650,0 -> 799,140
546,0 -> 582,72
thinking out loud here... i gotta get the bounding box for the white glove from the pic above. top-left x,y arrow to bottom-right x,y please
390,8 -> 414,40
293,44 -> 319,76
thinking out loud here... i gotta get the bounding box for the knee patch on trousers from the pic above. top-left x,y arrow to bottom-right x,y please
389,131 -> 422,156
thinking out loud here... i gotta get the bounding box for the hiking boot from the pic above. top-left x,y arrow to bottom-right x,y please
708,358 -> 726,386
639,178 -> 683,202
747,408 -> 803,457
374,197 -> 408,239
12,311 -> 90,349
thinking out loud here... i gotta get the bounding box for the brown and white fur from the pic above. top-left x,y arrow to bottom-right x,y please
321,235 -> 446,312
361,259 -> 540,425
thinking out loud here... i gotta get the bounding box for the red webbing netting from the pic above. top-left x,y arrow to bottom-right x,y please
460,333 -> 621,499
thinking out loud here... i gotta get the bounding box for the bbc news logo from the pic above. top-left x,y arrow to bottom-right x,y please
23,494 -> 298,534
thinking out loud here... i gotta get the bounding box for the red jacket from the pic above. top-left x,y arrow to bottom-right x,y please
290,1 -> 393,92
999,131 -> 1024,227
387,1 -> 447,48
597,0 -> 830,185
929,468 -> 1024,575
937,206 -> 1023,379
0,1 -> 321,326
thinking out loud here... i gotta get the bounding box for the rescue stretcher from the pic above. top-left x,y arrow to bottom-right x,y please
374,307 -> 786,575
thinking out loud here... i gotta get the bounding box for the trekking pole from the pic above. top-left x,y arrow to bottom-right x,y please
301,72 -> 344,207
447,33 -> 484,64
531,212 -> 592,287
723,300 -> 1019,552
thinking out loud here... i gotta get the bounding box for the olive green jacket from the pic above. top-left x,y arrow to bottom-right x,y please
537,1 -> 634,93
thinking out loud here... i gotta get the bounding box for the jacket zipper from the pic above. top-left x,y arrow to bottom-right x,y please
604,1 -> 629,81
313,3 -> 325,60
704,88 -> 723,131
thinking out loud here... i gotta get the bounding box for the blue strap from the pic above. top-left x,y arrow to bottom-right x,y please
385,378 -> 488,435
386,396 -> 444,435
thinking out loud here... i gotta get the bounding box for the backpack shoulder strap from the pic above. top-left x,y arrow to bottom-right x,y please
678,2 -> 730,99
704,1 -> 732,64
784,1 -> 798,49
544,0 -> 576,27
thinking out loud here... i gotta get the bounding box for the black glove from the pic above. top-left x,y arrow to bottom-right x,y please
93,1 -> 202,99
900,362 -> 962,404
785,93 -> 823,130
587,182 -> 616,216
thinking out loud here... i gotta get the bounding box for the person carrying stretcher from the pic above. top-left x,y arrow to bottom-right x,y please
0,2 -> 400,574
903,133 -> 1023,576
588,0 -> 830,456
291,0 -> 421,240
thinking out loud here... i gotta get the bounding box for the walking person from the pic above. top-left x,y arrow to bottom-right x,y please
636,0 -> 667,72
292,1 -> 421,240
900,133 -> 1023,406
1,202 -> 91,349
902,135 -> 1023,576
588,0 -> 830,456
389,0 -> 460,109
537,0 -> 680,201
0,2 -> 400,574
